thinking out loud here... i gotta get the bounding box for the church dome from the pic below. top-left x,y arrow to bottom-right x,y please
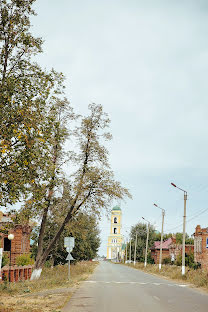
112,206 -> 121,211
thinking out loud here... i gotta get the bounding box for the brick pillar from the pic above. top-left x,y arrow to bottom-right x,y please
10,267 -> 15,282
28,266 -> 32,279
14,266 -> 19,282
19,267 -> 24,280
24,267 -> 28,280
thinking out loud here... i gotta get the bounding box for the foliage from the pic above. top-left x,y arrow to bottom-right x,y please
31,212 -> 100,265
126,222 -> 156,262
0,0 -> 131,273
15,253 -> 34,266
175,252 -> 197,269
162,257 -> 172,265
1,253 -> 9,267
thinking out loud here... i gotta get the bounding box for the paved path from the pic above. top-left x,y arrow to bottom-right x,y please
62,261 -> 208,312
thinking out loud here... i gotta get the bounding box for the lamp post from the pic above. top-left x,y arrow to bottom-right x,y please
134,232 -> 138,266
171,182 -> 187,275
142,217 -> 150,267
8,233 -> 14,283
154,203 -> 165,270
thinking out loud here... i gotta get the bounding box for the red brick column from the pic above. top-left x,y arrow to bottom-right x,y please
24,267 -> 28,280
19,266 -> 24,280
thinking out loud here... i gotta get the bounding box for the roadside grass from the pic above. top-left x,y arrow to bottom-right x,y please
123,262 -> 208,290
0,261 -> 98,312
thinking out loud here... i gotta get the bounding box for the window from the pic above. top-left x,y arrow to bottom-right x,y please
3,237 -> 11,251
114,228 -> 117,234
114,217 -> 117,224
194,237 -> 202,253
112,239 -> 117,243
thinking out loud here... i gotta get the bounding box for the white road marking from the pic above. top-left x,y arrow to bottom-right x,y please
153,296 -> 160,301
84,281 -> 190,288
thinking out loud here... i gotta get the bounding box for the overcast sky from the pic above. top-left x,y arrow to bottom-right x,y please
32,0 -> 208,255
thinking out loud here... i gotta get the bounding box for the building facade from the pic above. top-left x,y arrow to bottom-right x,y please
0,212 -> 32,265
194,225 -> 208,271
106,206 -> 123,261
151,236 -> 194,264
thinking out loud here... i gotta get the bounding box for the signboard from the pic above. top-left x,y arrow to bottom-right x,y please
64,237 -> 75,249
206,237 -> 208,249
66,253 -> 74,261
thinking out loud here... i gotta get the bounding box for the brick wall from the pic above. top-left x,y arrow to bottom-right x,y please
194,225 -> 208,271
0,265 -> 33,282
0,224 -> 32,265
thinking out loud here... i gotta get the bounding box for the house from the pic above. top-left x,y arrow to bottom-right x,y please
0,211 -> 32,265
151,237 -> 173,264
151,236 -> 194,264
194,225 -> 208,271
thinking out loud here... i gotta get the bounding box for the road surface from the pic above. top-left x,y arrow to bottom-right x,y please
62,261 -> 208,312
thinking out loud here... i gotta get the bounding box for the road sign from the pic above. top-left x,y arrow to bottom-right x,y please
64,237 -> 75,248
66,253 -> 74,261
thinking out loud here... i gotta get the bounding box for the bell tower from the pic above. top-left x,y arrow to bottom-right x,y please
107,206 -> 123,261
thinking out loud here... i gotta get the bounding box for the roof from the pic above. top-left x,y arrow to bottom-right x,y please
152,237 -> 173,250
112,206 -> 121,211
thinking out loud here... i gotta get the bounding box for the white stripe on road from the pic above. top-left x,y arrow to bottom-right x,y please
84,281 -> 190,288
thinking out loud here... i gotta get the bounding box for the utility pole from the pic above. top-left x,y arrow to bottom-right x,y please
182,191 -> 187,275
142,217 -> 150,267
125,239 -> 128,263
129,239 -> 131,262
154,203 -> 165,270
134,232 -> 138,266
171,183 -> 187,275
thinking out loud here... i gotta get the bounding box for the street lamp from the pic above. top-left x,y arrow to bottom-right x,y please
133,231 -> 138,266
171,182 -> 187,275
8,233 -> 14,283
154,203 -> 165,270
142,217 -> 150,267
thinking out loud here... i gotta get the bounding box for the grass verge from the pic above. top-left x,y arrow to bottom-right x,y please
0,261 -> 98,312
123,262 -> 208,291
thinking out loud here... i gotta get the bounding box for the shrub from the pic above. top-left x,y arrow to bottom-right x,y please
16,253 -> 34,266
1,253 -> 9,267
162,257 -> 172,265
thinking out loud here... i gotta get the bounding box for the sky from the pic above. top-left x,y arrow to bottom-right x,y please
30,0 -> 208,255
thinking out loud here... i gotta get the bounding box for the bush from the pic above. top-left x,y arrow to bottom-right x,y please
16,253 -> 34,266
162,257 -> 172,265
1,253 -> 9,267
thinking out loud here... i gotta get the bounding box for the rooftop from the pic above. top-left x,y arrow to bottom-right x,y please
112,206 -> 121,211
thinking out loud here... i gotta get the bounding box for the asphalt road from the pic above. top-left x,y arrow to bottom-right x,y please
62,261 -> 208,312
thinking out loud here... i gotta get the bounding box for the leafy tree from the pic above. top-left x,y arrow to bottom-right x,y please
0,1 -> 131,278
0,0 -> 64,205
31,212 -> 100,266
127,222 -> 156,262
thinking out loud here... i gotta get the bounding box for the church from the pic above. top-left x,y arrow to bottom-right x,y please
106,206 -> 124,261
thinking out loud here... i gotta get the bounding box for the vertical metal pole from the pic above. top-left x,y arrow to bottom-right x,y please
134,232 -> 138,266
182,191 -> 187,275
125,239 -> 128,263
129,240 -> 131,262
144,223 -> 149,267
68,258 -> 70,280
159,210 -> 165,270
9,248 -> 11,283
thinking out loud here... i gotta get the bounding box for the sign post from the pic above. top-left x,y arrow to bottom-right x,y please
64,237 -> 75,280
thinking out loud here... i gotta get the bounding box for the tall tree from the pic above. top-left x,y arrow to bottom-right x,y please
129,222 -> 156,262
0,0 -> 60,204
31,212 -> 101,266
31,104 -> 131,279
